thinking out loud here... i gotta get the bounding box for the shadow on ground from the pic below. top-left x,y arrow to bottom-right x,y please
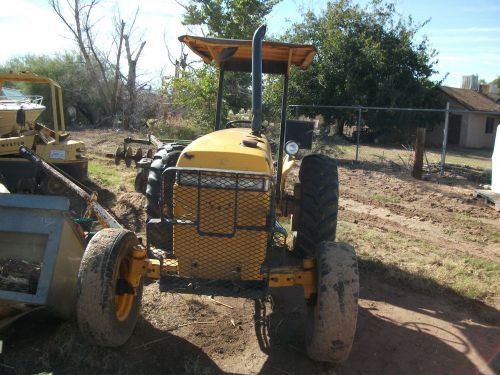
256,259 -> 500,375
1,262 -> 498,375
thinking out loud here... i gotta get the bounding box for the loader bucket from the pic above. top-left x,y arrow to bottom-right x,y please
0,194 -> 85,320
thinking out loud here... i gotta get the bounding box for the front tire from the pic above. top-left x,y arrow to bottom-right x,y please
295,154 -> 339,257
76,228 -> 143,347
306,241 -> 359,363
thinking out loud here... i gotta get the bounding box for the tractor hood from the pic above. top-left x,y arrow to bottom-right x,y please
176,128 -> 272,174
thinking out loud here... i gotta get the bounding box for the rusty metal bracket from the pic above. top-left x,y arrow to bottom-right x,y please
267,258 -> 316,300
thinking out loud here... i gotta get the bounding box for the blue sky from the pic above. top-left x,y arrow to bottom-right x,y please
1,0 -> 499,88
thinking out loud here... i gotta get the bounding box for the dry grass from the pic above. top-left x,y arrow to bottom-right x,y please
336,220 -> 500,305
88,156 -> 135,191
313,138 -> 492,170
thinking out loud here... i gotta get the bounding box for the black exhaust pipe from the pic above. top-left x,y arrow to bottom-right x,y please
251,25 -> 267,136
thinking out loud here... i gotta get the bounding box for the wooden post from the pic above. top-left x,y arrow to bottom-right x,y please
412,127 -> 426,179
355,107 -> 362,162
440,102 -> 450,174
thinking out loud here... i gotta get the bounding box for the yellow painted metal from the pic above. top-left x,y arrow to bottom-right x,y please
50,83 -> 59,143
303,258 -> 314,270
126,246 -> 147,288
144,258 -> 161,279
0,134 -> 36,155
173,185 -> 270,280
280,154 -> 295,193
162,258 -> 179,274
267,259 -> 317,300
177,128 -> 273,173
173,129 -> 274,280
115,293 -> 133,321
57,85 -> 65,133
0,72 -> 61,88
35,139 -> 86,164
174,226 -> 269,280
115,256 -> 134,321
179,35 -> 316,71
115,245 -> 148,321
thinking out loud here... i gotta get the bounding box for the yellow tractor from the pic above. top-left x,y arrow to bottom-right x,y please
0,72 -> 87,193
73,25 -> 359,364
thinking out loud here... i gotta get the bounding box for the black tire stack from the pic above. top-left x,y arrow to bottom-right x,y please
145,144 -> 184,251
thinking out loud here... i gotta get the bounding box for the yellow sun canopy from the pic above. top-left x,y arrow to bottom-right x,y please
179,35 -> 316,74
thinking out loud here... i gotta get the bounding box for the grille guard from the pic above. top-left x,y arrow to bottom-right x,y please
160,167 -> 276,238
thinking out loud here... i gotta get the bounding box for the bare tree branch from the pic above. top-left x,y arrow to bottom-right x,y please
50,0 -> 148,127
111,19 -> 125,115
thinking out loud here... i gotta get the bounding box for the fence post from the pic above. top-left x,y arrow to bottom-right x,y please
355,107 -> 362,162
440,102 -> 450,174
412,127 -> 426,179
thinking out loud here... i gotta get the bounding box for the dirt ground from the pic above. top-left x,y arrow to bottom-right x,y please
1,129 -> 499,375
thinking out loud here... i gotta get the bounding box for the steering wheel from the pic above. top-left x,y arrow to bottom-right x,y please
225,120 -> 267,132
225,120 -> 252,129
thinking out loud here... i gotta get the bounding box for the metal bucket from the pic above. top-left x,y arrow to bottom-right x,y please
0,194 -> 85,324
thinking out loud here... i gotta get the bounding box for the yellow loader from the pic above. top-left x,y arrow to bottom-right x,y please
0,72 -> 87,193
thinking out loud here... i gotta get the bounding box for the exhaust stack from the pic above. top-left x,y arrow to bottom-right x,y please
251,25 -> 267,136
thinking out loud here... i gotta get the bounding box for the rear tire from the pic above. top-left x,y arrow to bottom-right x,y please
306,241 -> 359,363
40,174 -> 66,195
145,146 -> 183,250
134,171 -> 147,193
76,228 -> 143,347
295,154 -> 339,257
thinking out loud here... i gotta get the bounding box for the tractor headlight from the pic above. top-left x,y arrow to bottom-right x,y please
178,172 -> 269,191
285,141 -> 299,156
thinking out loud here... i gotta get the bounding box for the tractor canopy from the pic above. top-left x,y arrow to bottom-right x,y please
179,35 -> 316,74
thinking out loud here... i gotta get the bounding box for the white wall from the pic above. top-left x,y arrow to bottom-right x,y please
426,113 -> 499,149
492,130 -> 500,193
464,114 -> 500,148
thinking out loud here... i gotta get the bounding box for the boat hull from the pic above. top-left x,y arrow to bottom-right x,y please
0,107 -> 45,135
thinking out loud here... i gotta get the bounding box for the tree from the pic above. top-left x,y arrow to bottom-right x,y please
492,76 -> 500,93
182,0 -> 279,38
166,0 -> 280,131
164,65 -> 221,133
49,0 -> 146,128
274,0 -> 442,137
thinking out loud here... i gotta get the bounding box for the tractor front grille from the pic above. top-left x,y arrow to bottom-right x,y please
160,167 -> 274,295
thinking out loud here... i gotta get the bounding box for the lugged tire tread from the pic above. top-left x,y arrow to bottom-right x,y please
295,154 -> 339,257
145,146 -> 183,249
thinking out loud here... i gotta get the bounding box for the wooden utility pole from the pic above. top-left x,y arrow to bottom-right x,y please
412,127 -> 426,179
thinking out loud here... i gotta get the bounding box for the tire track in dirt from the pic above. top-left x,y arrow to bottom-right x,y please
339,197 -> 499,262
